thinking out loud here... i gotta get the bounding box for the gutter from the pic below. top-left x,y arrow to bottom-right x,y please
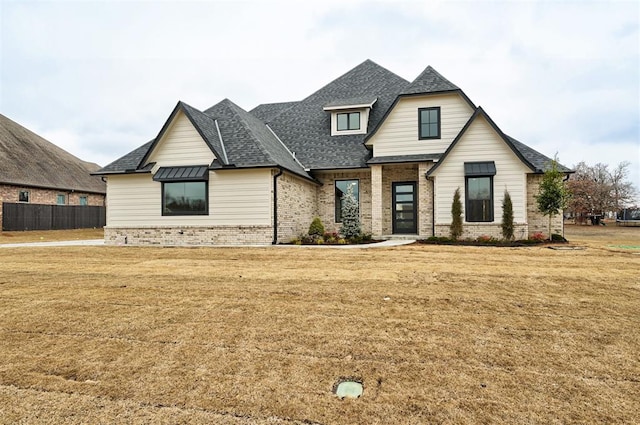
272,167 -> 284,245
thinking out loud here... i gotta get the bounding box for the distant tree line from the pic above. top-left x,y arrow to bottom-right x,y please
567,161 -> 638,223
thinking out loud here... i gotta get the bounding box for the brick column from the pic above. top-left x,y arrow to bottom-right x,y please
370,165 -> 382,237
418,162 -> 433,237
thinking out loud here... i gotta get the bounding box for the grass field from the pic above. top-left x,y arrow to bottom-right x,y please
0,225 -> 638,424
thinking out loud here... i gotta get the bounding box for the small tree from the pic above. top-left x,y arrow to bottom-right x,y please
501,189 -> 514,240
308,217 -> 324,236
450,187 -> 463,240
340,183 -> 361,239
535,157 -> 570,239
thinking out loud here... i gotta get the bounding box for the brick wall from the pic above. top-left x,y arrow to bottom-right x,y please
315,170 -> 372,235
276,171 -> 318,243
104,225 -> 272,246
0,183 -> 105,228
434,223 -> 529,240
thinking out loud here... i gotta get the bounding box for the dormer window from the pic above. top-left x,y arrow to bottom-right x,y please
337,112 -> 360,131
324,97 -> 377,136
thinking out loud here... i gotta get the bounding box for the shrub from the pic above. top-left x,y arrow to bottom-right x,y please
476,235 -> 492,243
551,233 -> 566,242
530,232 -> 545,242
450,188 -> 463,240
427,236 -> 452,243
501,189 -> 514,240
308,217 -> 325,236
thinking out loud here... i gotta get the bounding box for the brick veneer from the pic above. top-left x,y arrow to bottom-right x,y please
104,225 -> 272,245
276,171 -> 318,243
315,170 -> 372,235
0,183 -> 105,228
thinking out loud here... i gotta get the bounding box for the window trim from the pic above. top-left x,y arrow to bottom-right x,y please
464,175 -> 494,222
161,180 -> 209,216
56,194 -> 66,205
79,196 -> 88,206
418,107 -> 441,140
334,179 -> 360,223
336,112 -> 361,131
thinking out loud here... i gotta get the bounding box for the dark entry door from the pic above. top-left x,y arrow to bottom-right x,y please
392,182 -> 417,234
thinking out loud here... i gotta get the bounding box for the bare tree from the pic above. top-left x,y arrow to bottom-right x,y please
567,161 -> 638,222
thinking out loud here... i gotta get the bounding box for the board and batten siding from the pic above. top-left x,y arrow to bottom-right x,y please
368,93 -> 474,157
431,116 -> 531,225
106,169 -> 271,227
146,110 -> 216,168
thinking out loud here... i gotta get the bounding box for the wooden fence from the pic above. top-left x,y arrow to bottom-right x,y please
2,203 -> 106,231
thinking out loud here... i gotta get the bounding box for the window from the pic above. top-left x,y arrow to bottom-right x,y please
465,177 -> 494,222
57,194 -> 66,205
79,196 -> 88,206
337,112 -> 360,131
162,181 -> 208,215
335,180 -> 359,222
418,107 -> 440,139
19,190 -> 29,202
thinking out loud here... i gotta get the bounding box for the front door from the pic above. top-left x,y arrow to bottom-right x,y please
392,182 -> 417,234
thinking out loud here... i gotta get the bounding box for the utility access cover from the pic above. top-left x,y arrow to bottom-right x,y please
334,380 -> 363,399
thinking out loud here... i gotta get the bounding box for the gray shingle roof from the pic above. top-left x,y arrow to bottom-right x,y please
250,101 -> 298,123
203,99 -> 310,179
267,59 -> 410,169
0,113 -> 106,193
97,60 -> 567,180
507,136 -> 573,173
400,65 -> 460,95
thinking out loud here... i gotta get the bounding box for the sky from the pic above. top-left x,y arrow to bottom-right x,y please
1,0 -> 639,190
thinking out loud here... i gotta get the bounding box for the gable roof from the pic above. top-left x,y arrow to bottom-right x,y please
266,59 -> 410,169
426,107 -> 571,176
400,65 -> 460,95
97,60 -> 566,179
0,113 -> 106,194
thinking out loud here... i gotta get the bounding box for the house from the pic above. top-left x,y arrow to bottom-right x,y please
0,114 -> 106,230
94,60 -> 570,245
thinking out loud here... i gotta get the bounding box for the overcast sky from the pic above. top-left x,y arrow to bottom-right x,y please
2,0 -> 639,189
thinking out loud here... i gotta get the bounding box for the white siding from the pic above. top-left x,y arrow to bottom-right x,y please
431,116 -> 531,224
210,169 -> 271,225
146,111 -> 215,168
368,94 -> 474,157
106,169 -> 272,227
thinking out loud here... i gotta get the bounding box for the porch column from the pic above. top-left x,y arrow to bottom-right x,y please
371,165 -> 383,237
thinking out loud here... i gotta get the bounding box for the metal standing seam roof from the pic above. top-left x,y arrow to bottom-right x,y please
464,161 -> 497,176
152,166 -> 209,181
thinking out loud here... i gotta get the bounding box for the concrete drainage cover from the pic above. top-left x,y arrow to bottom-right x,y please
334,378 -> 363,399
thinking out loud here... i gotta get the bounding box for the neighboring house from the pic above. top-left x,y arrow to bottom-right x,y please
0,114 -> 106,229
94,60 -> 570,245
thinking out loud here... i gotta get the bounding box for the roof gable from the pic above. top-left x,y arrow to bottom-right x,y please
139,102 -> 224,169
427,107 -> 569,176
400,65 -> 460,95
0,114 -> 106,194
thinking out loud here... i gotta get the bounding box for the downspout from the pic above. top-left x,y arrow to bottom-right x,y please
272,167 -> 284,245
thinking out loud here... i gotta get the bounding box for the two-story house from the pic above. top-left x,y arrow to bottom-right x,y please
94,60 -> 570,245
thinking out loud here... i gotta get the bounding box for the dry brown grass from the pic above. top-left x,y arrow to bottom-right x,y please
0,227 -> 638,424
0,228 -> 104,244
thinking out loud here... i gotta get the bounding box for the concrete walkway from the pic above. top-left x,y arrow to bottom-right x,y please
0,239 -> 105,248
0,239 -> 415,249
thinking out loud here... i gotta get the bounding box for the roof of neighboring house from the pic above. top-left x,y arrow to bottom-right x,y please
0,113 -> 106,194
97,60 -> 568,177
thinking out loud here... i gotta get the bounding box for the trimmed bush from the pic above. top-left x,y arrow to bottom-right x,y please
501,189 -> 514,240
450,188 -> 463,240
308,217 -> 325,236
